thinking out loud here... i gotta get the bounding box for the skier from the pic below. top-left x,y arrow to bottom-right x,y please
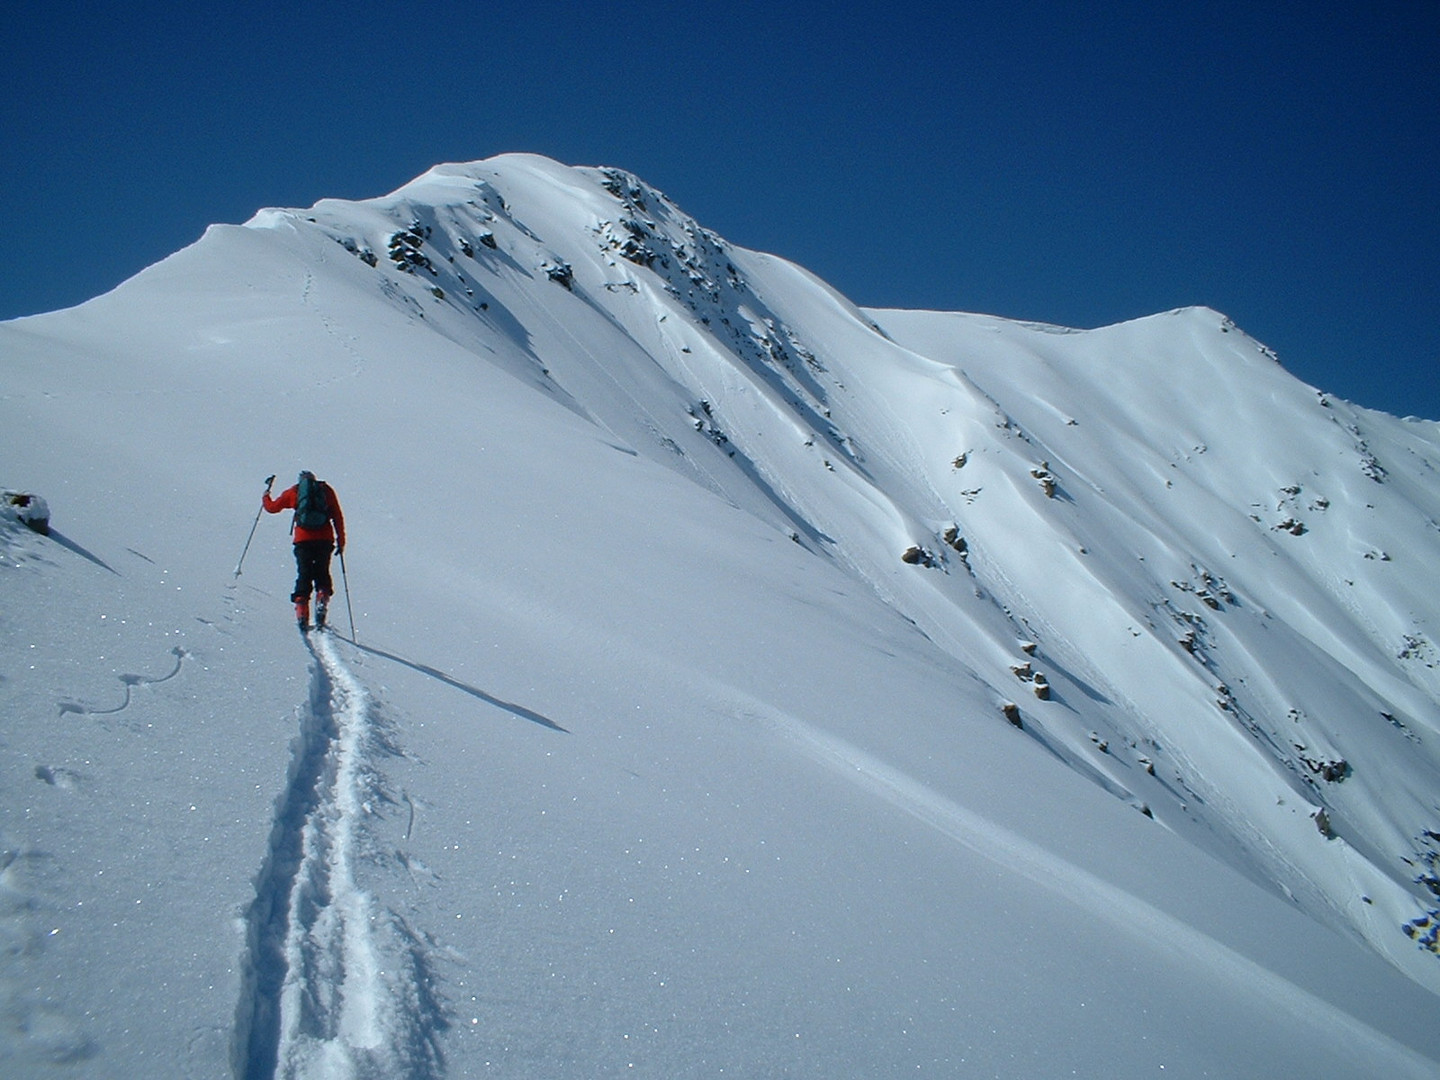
262,470 -> 346,630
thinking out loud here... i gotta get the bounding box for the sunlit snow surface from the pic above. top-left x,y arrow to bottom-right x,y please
3,154 -> 1439,1077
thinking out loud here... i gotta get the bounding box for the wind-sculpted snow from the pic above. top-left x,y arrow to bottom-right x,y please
236,632 -> 445,1080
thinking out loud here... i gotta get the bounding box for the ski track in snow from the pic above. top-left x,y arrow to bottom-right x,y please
235,631 -> 444,1080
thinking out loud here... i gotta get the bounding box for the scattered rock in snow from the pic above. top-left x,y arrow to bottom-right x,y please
387,227 -> 436,275
688,402 -> 731,451
1399,635 -> 1436,668
1298,754 -> 1349,783
2,491 -> 49,534
337,236 -> 378,266
1001,702 -> 1023,728
941,525 -> 969,563
901,545 -> 939,567
1342,423 -> 1389,482
1171,568 -> 1236,610
1009,658 -> 1051,700
544,261 -> 574,289
1403,913 -> 1440,954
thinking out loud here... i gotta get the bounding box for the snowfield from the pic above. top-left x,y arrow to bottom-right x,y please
3,153 -> 1440,1078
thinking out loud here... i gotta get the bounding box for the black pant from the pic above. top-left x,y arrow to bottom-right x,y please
292,540 -> 334,602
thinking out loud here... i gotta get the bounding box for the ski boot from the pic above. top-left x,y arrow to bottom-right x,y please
295,597 -> 310,632
315,591 -> 330,630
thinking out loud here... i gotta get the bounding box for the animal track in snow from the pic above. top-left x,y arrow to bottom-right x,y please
33,764 -> 84,790
57,646 -> 186,719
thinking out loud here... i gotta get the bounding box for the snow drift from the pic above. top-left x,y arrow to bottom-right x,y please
3,153 -> 1439,1078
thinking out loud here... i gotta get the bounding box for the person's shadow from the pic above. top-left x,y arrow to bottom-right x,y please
350,641 -> 568,733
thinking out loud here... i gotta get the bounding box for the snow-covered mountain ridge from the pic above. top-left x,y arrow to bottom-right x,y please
4,153 -> 1440,1077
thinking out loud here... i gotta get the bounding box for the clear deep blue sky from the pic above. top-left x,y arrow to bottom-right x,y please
5,1 -> 1437,419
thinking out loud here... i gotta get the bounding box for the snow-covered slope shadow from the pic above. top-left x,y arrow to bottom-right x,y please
233,632 -> 446,1080
763,705 -> 1440,1079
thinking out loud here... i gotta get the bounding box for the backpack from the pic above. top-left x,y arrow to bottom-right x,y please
294,472 -> 331,531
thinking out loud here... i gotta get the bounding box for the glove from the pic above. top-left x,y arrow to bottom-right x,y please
335,543 -> 344,556
264,474 -> 275,490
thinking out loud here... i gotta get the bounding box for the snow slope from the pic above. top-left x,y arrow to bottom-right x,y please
3,153 -> 1439,1078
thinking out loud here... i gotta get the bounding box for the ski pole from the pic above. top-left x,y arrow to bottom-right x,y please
233,475 -> 275,577
338,547 -> 356,642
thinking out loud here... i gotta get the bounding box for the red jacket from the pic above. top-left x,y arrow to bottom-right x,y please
263,481 -> 346,548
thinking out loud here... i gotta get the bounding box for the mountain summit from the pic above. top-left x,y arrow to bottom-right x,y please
4,154 -> 1439,1078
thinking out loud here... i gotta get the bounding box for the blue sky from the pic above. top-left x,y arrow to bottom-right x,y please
5,1 -> 1437,419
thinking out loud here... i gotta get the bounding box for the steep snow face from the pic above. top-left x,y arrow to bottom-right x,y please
283,151 -> 1440,978
858,306 -> 1440,956
3,153 -> 1440,1077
